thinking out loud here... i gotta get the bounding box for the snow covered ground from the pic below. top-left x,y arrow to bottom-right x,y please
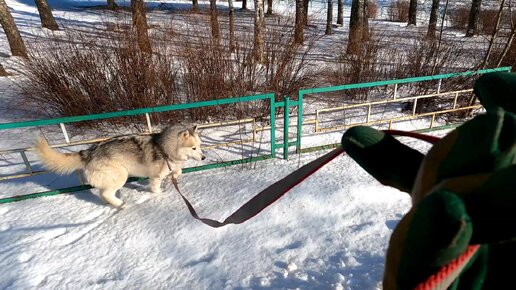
0,138 -> 426,290
0,97 -> 441,290
0,0 -> 477,289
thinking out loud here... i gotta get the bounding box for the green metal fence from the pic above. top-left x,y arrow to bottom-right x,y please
0,93 -> 280,203
0,66 -> 512,203
288,66 -> 512,156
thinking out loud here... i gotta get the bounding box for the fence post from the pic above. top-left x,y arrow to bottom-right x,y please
270,94 -> 276,158
145,113 -> 153,133
59,123 -> 70,143
296,92 -> 303,154
283,97 -> 290,160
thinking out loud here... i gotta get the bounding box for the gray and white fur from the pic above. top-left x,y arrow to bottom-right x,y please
35,126 -> 205,209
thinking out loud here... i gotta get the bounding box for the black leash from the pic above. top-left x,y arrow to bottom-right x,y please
171,130 -> 440,228
171,147 -> 345,228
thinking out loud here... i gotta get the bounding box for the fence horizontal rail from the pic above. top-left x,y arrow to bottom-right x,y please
298,67 -> 511,95
316,105 -> 482,133
0,93 -> 275,130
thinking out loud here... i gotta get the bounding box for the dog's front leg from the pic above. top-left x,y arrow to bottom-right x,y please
172,168 -> 182,180
150,177 -> 163,193
150,162 -> 173,193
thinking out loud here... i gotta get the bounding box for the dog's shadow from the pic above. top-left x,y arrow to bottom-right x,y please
72,189 -> 105,206
73,179 -> 151,206
123,180 -> 149,193
2,161 -> 152,207
2,163 -> 99,203
64,179 -> 151,207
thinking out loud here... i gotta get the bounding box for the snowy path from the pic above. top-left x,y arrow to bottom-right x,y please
0,149 -> 413,290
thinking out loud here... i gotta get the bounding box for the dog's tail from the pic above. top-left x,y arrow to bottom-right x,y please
34,136 -> 85,174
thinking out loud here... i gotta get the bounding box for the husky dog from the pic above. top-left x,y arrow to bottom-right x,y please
35,126 -> 205,209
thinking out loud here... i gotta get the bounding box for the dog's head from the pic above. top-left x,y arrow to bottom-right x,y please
175,126 -> 206,162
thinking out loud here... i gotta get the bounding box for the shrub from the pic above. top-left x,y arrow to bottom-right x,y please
172,16 -> 318,120
368,0 -> 378,19
20,27 -> 182,130
18,15 -> 318,130
479,9 -> 498,35
499,37 -> 516,71
449,7 -> 507,36
448,7 -> 470,30
388,0 -> 409,22
328,29 -> 476,110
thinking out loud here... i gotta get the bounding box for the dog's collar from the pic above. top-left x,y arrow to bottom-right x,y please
155,143 -> 182,171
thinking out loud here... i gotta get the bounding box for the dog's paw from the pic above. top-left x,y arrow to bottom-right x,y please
117,201 -> 127,210
172,172 -> 182,180
151,188 -> 162,194
135,195 -> 150,204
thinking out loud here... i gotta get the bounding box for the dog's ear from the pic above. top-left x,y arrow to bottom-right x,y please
179,129 -> 190,139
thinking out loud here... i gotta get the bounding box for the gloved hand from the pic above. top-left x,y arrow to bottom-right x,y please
341,72 -> 516,290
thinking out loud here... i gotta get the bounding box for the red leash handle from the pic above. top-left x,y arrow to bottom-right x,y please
414,245 -> 480,290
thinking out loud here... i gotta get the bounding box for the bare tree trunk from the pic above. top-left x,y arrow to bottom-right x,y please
294,0 -> 304,44
242,0 -> 248,10
254,0 -> 265,63
34,0 -> 58,30
131,0 -> 152,53
347,0 -> 368,54
229,0 -> 235,51
426,0 -> 439,38
303,0 -> 308,26
431,0 -> 448,75
325,0 -> 332,35
266,0 -> 272,15
465,0 -> 500,116
0,0 -> 28,58
466,0 -> 482,37
107,0 -> 118,10
337,0 -> 343,25
0,62 -> 7,76
210,0 -> 220,43
482,0 -> 505,68
408,0 -> 417,26
363,0 -> 368,37
192,0 -> 199,12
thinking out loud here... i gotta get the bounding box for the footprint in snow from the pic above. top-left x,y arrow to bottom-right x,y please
135,195 -> 150,204
42,227 -> 68,241
0,206 -> 9,216
79,209 -> 106,223
22,227 -> 68,243
17,253 -> 34,263
55,209 -> 120,247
